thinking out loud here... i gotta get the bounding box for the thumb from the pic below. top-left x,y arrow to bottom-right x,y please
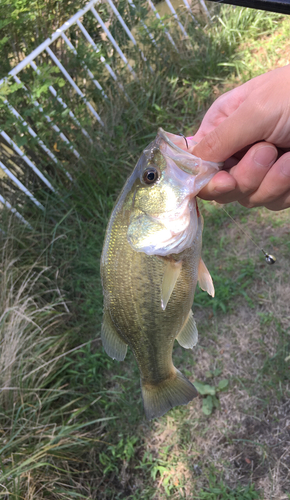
192,102 -> 267,162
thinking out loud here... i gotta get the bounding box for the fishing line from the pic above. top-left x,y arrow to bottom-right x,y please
221,206 -> 276,264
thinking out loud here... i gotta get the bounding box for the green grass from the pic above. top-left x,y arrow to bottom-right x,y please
195,474 -> 261,500
1,4 -> 290,499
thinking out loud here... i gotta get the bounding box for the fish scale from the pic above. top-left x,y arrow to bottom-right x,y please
101,129 -> 220,419
103,208 -> 199,379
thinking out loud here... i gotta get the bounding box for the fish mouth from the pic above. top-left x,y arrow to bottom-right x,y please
157,128 -> 224,173
157,128 -> 193,153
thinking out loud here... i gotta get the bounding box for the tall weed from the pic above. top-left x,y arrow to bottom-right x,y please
0,227 -> 70,409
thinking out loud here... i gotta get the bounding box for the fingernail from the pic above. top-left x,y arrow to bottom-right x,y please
254,146 -> 277,167
281,157 -> 290,177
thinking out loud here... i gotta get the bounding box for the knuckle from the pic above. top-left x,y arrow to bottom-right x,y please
199,129 -> 224,162
239,198 -> 257,209
248,90 -> 268,119
238,180 -> 255,195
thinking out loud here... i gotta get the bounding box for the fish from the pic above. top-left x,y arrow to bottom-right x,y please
100,129 -> 222,420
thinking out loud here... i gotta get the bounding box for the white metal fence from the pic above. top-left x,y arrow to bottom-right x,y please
0,0 -> 209,225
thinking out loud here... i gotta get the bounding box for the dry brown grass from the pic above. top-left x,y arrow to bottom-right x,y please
0,228 -> 69,409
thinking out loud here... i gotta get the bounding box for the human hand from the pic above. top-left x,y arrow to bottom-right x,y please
189,65 -> 290,211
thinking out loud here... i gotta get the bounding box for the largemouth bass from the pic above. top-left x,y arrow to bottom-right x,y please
101,129 -> 222,420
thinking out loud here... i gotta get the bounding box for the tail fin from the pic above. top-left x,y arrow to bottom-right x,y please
141,369 -> 198,420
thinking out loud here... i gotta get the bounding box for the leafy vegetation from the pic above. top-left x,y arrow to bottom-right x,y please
1,2 -> 290,499
196,476 -> 261,500
194,374 -> 229,415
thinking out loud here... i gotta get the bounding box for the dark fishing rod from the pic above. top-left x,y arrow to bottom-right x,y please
207,0 -> 290,15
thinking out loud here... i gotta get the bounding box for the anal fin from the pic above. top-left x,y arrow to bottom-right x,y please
176,310 -> 198,349
101,309 -> 127,361
198,258 -> 215,297
141,368 -> 198,420
161,259 -> 182,311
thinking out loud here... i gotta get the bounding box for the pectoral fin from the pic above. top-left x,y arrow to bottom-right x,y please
198,258 -> 215,297
101,309 -> 127,361
176,310 -> 198,349
161,260 -> 182,311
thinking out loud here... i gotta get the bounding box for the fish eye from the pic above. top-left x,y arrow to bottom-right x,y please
142,167 -> 159,185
